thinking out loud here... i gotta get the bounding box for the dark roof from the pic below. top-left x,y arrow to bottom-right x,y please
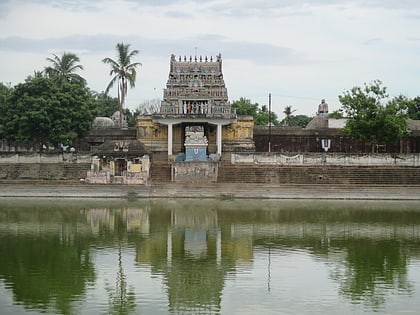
93,140 -> 151,156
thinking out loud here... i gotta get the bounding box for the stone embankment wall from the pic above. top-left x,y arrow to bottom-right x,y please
217,153 -> 420,185
2,152 -> 420,185
218,165 -> 420,185
0,153 -> 91,181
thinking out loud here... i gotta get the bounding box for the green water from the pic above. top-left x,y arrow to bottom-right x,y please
0,198 -> 420,315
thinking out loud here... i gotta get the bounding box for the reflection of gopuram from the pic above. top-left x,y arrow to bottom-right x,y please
135,206 -> 252,313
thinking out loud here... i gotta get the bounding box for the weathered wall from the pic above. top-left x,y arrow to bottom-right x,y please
136,116 -> 168,152
0,152 -> 91,164
231,152 -> 420,167
223,116 -> 254,141
0,153 -> 91,181
254,126 -> 420,153
172,161 -> 218,183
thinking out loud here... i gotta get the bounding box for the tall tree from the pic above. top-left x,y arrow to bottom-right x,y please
231,97 -> 280,125
44,52 -> 86,86
91,91 -> 119,118
328,110 -> 344,119
339,80 -> 409,152
255,104 -> 280,126
281,114 -> 312,128
2,77 -> 95,150
282,105 -> 296,126
102,42 -> 141,128
0,82 -> 12,139
407,96 -> 420,120
231,97 -> 259,116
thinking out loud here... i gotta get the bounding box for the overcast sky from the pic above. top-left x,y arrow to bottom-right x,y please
1,0 -> 420,118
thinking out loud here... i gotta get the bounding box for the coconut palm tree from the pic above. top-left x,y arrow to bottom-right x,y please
283,105 -> 296,126
102,42 -> 141,128
44,52 -> 86,85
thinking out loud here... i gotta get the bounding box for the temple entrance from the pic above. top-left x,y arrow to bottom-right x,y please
115,159 -> 126,176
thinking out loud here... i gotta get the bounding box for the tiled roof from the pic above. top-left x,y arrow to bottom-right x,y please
94,140 -> 151,156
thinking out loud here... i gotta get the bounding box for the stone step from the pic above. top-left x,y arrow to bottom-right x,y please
218,165 -> 420,185
150,161 -> 171,182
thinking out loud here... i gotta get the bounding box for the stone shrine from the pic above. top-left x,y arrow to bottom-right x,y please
184,126 -> 208,161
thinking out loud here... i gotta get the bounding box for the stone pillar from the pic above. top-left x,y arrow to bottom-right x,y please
168,123 -> 173,156
217,123 -> 222,155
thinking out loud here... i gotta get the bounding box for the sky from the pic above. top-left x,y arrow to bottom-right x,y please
1,0 -> 420,119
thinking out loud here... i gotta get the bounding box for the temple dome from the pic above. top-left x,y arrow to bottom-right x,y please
92,117 -> 115,129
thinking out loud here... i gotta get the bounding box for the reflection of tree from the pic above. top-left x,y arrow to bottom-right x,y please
0,235 -> 95,314
105,211 -> 136,315
165,257 -> 225,314
333,239 -> 412,309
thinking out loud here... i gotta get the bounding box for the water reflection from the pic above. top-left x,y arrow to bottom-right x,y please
0,199 -> 420,314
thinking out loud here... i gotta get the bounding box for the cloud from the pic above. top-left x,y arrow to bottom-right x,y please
0,32 -> 304,67
362,38 -> 383,45
1,0 -> 420,116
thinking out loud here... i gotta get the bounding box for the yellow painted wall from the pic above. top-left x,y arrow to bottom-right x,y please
223,116 -> 254,141
136,115 -> 254,153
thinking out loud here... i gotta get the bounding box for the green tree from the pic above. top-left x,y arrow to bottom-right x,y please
281,114 -> 312,128
407,96 -> 420,120
0,82 -> 12,139
44,52 -> 86,86
279,106 -> 311,127
91,91 -> 119,117
0,82 -> 11,104
123,108 -> 138,128
25,70 -> 45,82
2,77 -> 95,149
102,42 -> 142,128
231,98 -> 279,125
282,105 -> 296,126
231,97 -> 259,116
329,110 -> 344,119
254,104 -> 279,126
338,80 -> 408,151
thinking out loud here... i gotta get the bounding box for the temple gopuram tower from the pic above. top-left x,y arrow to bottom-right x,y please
137,54 -> 255,164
